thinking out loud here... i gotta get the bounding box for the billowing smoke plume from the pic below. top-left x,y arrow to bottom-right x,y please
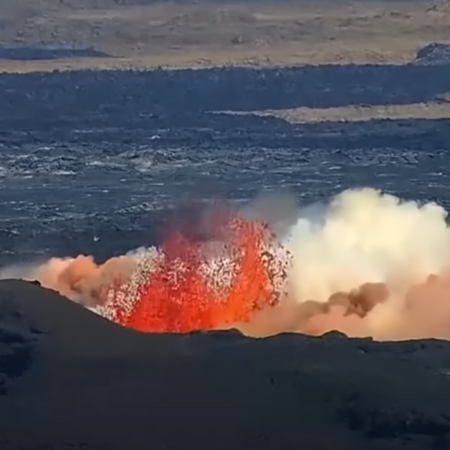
243,188 -> 450,340
5,187 -> 450,341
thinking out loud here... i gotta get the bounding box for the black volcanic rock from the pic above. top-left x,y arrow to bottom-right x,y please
2,66 -> 450,122
1,280 -> 450,449
0,286 -> 40,389
0,47 -> 110,61
413,43 -> 450,66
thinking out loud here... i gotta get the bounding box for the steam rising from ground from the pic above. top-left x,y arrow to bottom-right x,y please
5,187 -> 450,341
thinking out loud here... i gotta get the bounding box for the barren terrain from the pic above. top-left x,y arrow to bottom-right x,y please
2,280 -> 450,450
2,0 -> 450,120
1,0 -> 450,72
220,101 -> 450,123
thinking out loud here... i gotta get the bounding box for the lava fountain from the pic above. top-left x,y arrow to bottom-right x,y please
100,214 -> 289,333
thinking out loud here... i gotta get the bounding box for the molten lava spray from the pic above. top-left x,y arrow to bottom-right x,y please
8,187 -> 450,341
118,217 -> 286,333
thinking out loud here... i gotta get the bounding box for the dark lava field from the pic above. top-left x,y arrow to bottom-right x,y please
1,63 -> 450,264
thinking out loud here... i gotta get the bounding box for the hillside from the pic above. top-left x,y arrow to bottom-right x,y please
0,0 -> 450,71
2,279 -> 450,449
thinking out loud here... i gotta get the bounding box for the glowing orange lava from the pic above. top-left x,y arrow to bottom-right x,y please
113,216 -> 286,333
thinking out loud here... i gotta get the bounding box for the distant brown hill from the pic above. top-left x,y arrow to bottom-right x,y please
0,0 -> 449,70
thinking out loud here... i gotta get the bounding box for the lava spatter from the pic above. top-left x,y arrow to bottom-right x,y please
108,216 -> 288,333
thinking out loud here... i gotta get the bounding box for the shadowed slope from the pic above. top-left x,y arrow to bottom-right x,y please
0,279 -> 182,357
1,280 -> 450,449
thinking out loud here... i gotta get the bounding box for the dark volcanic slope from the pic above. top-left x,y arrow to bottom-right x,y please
1,280 -> 450,450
